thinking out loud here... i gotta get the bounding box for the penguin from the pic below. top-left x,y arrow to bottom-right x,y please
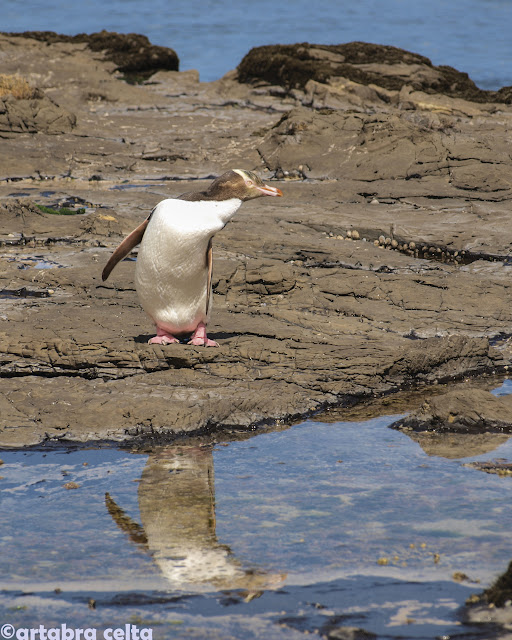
102,169 -> 283,346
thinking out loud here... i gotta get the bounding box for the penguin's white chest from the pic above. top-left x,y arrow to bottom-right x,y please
135,197 -> 241,334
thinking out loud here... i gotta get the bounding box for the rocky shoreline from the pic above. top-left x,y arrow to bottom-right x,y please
1,32 -> 512,448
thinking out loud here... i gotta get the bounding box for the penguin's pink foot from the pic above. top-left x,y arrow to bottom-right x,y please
188,322 -> 219,347
148,335 -> 179,345
148,327 -> 179,345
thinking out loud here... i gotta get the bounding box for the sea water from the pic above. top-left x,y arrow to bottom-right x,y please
2,0 -> 511,88
1,410 -> 512,639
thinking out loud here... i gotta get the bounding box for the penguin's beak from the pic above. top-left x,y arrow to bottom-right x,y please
255,183 -> 283,197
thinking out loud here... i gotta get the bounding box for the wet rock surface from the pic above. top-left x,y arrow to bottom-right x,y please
324,625 -> 377,640
1,33 -> 512,446
393,389 -> 512,433
465,560 -> 512,631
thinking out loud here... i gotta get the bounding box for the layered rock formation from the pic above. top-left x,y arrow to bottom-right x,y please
1,34 -> 512,447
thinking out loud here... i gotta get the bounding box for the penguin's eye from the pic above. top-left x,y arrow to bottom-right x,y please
246,180 -> 254,187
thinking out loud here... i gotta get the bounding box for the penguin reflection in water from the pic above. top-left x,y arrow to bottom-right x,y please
102,170 -> 283,346
105,446 -> 286,596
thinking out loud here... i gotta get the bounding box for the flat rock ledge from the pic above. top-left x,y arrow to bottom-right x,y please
0,197 -> 504,448
393,388 -> 512,433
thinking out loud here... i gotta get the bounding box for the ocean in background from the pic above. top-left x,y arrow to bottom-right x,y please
2,0 -> 512,89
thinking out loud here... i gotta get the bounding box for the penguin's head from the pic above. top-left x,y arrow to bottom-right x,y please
208,170 -> 283,201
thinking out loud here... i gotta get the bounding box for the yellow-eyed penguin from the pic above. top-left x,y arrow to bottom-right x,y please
102,170 -> 283,346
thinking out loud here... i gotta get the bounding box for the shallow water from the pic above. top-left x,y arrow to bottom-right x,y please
1,386 -> 512,639
3,256 -> 64,270
2,0 -> 512,88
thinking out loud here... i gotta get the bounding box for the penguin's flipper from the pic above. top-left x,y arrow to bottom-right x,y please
101,218 -> 149,281
187,239 -> 218,346
205,237 -> 213,315
104,492 -> 148,547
